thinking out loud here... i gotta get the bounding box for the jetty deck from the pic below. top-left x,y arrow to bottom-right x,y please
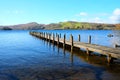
30,31 -> 120,63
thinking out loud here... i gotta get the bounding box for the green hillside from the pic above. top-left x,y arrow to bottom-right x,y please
45,21 -> 115,30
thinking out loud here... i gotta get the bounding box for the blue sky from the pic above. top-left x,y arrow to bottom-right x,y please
0,0 -> 120,25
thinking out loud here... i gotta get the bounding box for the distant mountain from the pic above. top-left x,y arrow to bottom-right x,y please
0,22 -> 45,30
0,21 -> 119,30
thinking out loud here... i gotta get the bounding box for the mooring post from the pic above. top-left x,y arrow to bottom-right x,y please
42,32 -> 43,38
45,32 -> 46,39
70,34 -> 74,51
47,33 -> 49,40
46,33 -> 47,40
107,54 -> 113,63
57,34 -> 59,45
39,32 -> 41,38
44,32 -> 45,39
53,33 -> 55,44
88,35 -> 91,44
38,32 -> 40,38
86,48 -> 90,55
40,32 -> 42,38
41,32 -> 42,38
42,32 -> 44,39
49,33 -> 51,42
60,33 -> 61,38
45,33 -> 47,40
63,34 -> 66,48
56,33 -> 57,37
78,34 -> 80,41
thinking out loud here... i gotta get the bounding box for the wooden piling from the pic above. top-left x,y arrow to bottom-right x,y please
88,35 -> 91,44
70,34 -> 74,51
43,32 -> 45,39
63,34 -> 66,48
86,48 -> 90,55
57,34 -> 59,45
42,32 -> 43,38
78,34 -> 80,41
56,33 -> 57,37
60,33 -> 61,38
45,33 -> 47,40
39,32 -> 41,38
53,33 -> 55,44
107,54 -> 113,63
49,34 -> 51,42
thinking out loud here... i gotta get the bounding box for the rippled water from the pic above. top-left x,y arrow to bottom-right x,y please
0,30 -> 120,80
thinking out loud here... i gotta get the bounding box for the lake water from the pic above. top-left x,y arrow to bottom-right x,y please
0,30 -> 120,80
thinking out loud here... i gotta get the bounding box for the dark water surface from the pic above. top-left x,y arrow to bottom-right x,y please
0,30 -> 120,80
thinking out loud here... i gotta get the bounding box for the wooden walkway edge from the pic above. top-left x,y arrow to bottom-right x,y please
30,31 -> 120,63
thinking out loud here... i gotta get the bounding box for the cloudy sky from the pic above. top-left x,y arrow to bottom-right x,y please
0,0 -> 120,25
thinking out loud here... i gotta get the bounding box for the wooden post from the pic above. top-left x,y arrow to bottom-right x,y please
78,34 -> 80,41
40,32 -> 41,38
107,54 -> 113,63
46,33 -> 47,40
88,35 -> 91,44
42,32 -> 44,39
60,33 -> 61,38
56,33 -> 57,37
63,34 -> 66,48
43,32 -> 45,39
47,33 -> 48,40
86,48 -> 90,55
45,32 -> 46,38
40,32 -> 42,38
47,33 -> 49,40
49,34 -> 51,42
70,34 -> 74,51
53,33 -> 55,44
57,34 -> 59,45
41,32 -> 43,39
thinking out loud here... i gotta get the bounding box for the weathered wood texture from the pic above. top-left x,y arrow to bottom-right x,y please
30,31 -> 120,63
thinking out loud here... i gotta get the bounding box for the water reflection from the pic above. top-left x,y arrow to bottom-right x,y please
44,37 -> 120,68
63,47 -> 66,57
70,50 -> 74,66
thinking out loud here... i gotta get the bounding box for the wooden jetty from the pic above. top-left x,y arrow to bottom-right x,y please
30,31 -> 120,63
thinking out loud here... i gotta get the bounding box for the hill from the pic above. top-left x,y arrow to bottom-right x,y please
44,21 -> 116,30
0,21 -> 119,30
0,22 -> 45,30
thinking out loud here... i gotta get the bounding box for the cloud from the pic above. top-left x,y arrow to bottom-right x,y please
71,19 -> 77,22
96,13 -> 109,16
6,10 -> 24,14
92,17 -> 103,23
76,12 -> 88,16
110,8 -> 120,23
113,8 -> 120,16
